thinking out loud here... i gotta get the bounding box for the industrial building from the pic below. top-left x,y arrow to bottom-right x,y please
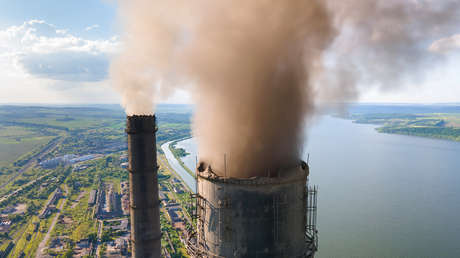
88,190 -> 97,205
39,188 -> 63,219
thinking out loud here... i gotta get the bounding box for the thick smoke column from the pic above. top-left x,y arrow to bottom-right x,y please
111,0 -> 460,177
111,0 -> 335,177
188,1 -> 335,177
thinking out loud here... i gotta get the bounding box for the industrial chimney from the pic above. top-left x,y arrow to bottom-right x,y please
126,115 -> 161,258
188,161 -> 318,258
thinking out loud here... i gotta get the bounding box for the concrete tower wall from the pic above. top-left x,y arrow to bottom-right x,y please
126,115 -> 161,258
196,164 -> 309,258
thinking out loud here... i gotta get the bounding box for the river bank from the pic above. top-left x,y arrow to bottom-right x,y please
160,141 -> 196,192
168,138 -> 196,178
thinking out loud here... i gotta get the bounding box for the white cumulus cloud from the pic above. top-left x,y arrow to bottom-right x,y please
0,20 -> 119,82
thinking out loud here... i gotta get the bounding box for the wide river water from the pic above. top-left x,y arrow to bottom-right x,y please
164,116 -> 460,258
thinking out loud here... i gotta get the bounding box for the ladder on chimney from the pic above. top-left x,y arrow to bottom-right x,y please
187,192 -> 208,257
305,185 -> 319,257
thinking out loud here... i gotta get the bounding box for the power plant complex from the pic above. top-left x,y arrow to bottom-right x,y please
126,115 -> 318,258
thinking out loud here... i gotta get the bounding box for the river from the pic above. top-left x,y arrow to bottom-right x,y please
164,116 -> 460,258
161,141 -> 196,192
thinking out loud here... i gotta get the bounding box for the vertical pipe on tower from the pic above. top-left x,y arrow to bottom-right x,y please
126,115 -> 161,258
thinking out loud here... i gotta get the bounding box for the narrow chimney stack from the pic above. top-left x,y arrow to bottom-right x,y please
126,115 -> 161,258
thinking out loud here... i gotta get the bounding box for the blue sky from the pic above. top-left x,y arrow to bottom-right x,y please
0,0 -> 459,104
0,0 -> 117,38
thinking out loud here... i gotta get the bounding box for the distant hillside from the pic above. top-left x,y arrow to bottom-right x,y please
350,111 -> 460,142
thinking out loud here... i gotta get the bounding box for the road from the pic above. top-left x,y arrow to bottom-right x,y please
95,219 -> 104,258
35,185 -> 69,258
0,136 -> 64,190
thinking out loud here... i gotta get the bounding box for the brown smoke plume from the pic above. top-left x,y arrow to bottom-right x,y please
111,0 -> 460,177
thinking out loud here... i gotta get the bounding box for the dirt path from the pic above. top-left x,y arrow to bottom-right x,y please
35,185 -> 69,258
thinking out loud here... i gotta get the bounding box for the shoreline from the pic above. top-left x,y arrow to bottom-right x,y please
168,138 -> 196,179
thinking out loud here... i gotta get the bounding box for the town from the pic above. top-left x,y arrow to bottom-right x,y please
0,106 -> 193,257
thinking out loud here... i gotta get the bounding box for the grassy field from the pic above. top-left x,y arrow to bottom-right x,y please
11,216 -> 49,257
53,186 -> 97,242
0,105 -> 192,166
0,125 -> 55,166
0,105 -> 126,169
442,113 -> 460,127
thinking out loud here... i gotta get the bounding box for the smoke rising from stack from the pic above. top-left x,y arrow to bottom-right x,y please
111,0 -> 460,177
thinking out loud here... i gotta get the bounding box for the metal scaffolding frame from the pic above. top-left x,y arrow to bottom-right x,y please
186,185 -> 319,258
187,192 -> 213,257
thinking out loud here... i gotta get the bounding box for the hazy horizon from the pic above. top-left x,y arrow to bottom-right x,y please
1,101 -> 459,107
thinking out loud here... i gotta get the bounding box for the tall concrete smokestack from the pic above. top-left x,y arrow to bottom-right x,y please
126,115 -> 161,258
189,161 -> 318,257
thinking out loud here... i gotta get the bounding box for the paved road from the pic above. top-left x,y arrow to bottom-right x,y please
35,185 -> 69,258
